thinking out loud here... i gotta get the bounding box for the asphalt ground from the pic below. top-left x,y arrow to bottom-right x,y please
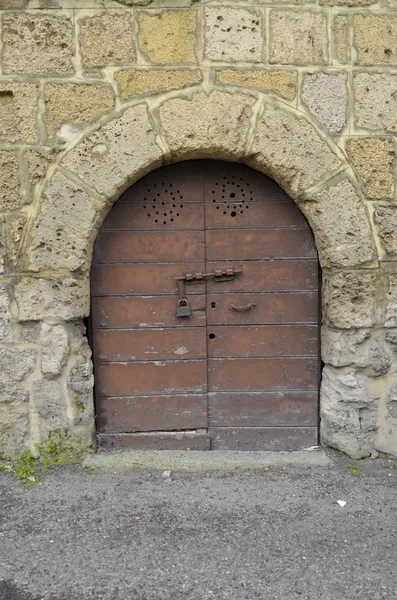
0,450 -> 396,600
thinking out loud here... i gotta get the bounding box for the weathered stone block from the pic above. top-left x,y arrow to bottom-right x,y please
159,90 -> 254,160
354,73 -> 397,132
333,15 -> 348,63
61,104 -> 163,200
115,69 -> 201,99
354,15 -> 397,66
20,324 -> 38,343
374,206 -> 397,258
302,73 -> 347,135
0,83 -> 38,144
80,12 -> 134,67
25,150 -> 56,189
44,83 -> 115,138
387,381 -> 397,419
41,323 -> 70,377
0,405 -> 30,459
31,380 -> 68,435
15,277 -> 90,321
0,387 -> 29,404
138,10 -> 196,64
385,273 -> 397,327
0,285 -> 13,343
205,8 -> 263,63
68,360 -> 94,426
249,104 -> 341,197
301,179 -> 375,268
0,151 -> 20,212
2,13 -> 74,75
322,271 -> 377,329
269,11 -> 328,65
6,215 -> 26,271
347,139 -> 394,199
216,70 -> 297,101
30,171 -> 103,273
321,326 -> 371,367
0,348 -> 36,392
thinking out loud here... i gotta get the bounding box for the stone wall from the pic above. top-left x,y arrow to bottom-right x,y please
1,0 -> 397,460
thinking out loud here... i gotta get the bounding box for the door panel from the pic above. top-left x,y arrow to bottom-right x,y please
205,201 -> 308,229
210,427 -> 318,451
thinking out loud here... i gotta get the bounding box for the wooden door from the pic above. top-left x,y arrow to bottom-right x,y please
91,161 -> 319,451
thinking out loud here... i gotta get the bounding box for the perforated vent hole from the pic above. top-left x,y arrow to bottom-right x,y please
211,178 -> 254,217
144,183 -> 185,225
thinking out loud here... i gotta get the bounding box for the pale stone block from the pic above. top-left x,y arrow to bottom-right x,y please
138,10 -> 196,64
2,13 -> 74,75
269,11 -> 328,65
321,326 -> 371,367
68,359 -> 94,426
6,215 -> 26,269
302,73 -> 347,135
354,73 -> 397,132
20,324 -> 38,343
115,69 -> 201,99
0,285 -> 13,343
15,277 -> 90,321
249,104 -> 341,196
44,83 -> 115,138
30,171 -> 102,273
204,8 -> 263,63
0,405 -> 30,459
385,274 -> 397,327
322,271 -> 377,329
61,104 -> 163,200
0,388 -> 29,404
347,139 -> 394,199
301,179 -> 375,268
40,323 -> 70,377
375,205 -> 397,259
354,15 -> 397,66
333,15 -> 348,63
159,90 -> 254,160
80,12 -> 135,68
216,69 -> 297,101
0,348 -> 36,392
0,151 -> 20,212
0,83 -> 38,144
25,150 -> 56,188
31,380 -> 68,435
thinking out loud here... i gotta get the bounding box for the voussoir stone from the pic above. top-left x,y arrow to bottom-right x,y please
300,179 -> 375,268
302,73 -> 347,135
322,271 -> 377,329
15,277 -> 90,322
249,104 -> 341,197
0,404 -> 30,460
61,104 -> 163,200
30,171 -> 104,273
40,323 -> 70,377
159,91 -> 255,160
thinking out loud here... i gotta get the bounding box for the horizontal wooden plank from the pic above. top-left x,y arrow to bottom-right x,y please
98,431 -> 211,451
96,394 -> 208,432
93,328 -> 207,362
210,427 -> 318,451
208,392 -> 318,427
206,293 -> 318,324
102,202 -> 204,231
91,262 -> 205,296
91,295 -> 206,328
206,261 -> 319,292
205,201 -> 308,229
94,230 -> 204,262
206,325 -> 318,358
95,360 -> 207,396
206,229 -> 317,260
208,358 -> 319,391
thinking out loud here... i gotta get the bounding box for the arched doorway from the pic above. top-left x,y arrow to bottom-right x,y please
90,161 -> 320,451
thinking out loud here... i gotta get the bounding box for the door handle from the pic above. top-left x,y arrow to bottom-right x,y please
229,302 -> 257,312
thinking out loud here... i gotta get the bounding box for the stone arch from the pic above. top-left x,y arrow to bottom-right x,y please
16,88 -> 392,459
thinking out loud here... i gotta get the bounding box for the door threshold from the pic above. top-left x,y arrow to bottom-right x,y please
83,447 -> 332,473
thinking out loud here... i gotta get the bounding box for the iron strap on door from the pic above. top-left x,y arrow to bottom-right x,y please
175,266 -> 243,317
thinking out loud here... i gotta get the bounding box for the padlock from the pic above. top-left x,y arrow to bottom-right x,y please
176,298 -> 191,318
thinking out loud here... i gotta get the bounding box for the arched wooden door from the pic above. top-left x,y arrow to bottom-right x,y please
91,161 -> 320,451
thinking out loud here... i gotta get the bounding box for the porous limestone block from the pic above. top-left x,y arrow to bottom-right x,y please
0,83 -> 38,144
322,271 -> 378,329
31,380 -> 68,436
354,15 -> 397,66
300,179 -> 375,268
80,12 -> 134,67
347,139 -> 394,199
354,73 -> 397,132
61,104 -> 163,200
138,10 -> 197,64
0,285 -> 13,343
332,15 -> 348,63
375,206 -> 397,259
0,348 -> 36,393
249,104 -> 341,196
115,69 -> 201,99
269,11 -> 328,65
302,73 -> 347,135
204,8 -> 263,63
0,151 -> 20,212
44,83 -> 114,138
40,323 -> 70,377
0,405 -> 30,460
2,12 -> 74,75
159,90 -> 254,160
215,69 -> 297,101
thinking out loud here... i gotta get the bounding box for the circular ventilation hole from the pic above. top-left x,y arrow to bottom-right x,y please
209,333 -> 216,340
231,211 -> 236,217
211,302 -> 216,309
230,193 -> 235,199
